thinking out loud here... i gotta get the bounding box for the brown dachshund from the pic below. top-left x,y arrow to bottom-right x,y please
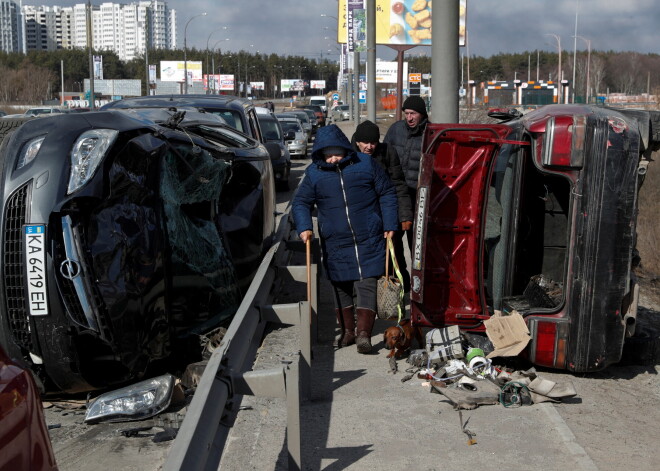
383,319 -> 424,359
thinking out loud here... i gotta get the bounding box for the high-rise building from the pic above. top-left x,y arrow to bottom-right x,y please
15,1 -> 176,61
0,0 -> 22,53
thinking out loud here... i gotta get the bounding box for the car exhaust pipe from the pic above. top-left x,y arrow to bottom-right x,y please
622,282 -> 640,338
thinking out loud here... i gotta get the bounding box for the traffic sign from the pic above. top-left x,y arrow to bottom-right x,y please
332,93 -> 340,101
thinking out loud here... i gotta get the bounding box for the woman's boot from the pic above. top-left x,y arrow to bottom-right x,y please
340,305 -> 356,347
355,308 -> 376,353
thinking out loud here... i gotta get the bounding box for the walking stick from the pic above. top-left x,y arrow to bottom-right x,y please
306,238 -> 312,326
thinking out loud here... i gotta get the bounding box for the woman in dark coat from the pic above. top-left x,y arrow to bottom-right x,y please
351,120 -> 413,291
292,125 -> 399,353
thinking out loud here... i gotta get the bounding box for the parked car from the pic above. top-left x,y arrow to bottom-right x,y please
0,110 -> 6,117
0,108 -> 276,393
331,104 -> 350,122
299,104 -> 326,127
297,108 -> 320,134
101,94 -> 265,144
24,107 -> 65,117
411,104 -> 660,373
277,117 -> 307,158
256,110 -> 291,190
0,345 -> 58,471
276,111 -> 313,141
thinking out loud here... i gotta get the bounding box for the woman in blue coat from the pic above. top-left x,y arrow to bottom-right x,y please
292,125 -> 399,353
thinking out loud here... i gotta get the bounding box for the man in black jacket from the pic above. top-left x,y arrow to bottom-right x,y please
382,96 -> 428,289
352,120 -> 413,291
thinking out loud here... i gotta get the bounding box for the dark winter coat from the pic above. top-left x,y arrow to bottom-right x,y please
383,118 -> 428,190
350,138 -> 414,224
292,125 -> 399,282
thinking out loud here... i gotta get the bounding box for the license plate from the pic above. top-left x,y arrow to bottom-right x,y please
24,224 -> 48,316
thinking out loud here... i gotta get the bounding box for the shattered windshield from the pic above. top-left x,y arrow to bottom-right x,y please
189,125 -> 257,148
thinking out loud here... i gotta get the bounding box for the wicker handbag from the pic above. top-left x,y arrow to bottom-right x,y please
376,237 -> 405,321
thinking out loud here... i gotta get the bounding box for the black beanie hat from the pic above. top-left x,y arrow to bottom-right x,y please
402,95 -> 428,117
352,120 -> 381,143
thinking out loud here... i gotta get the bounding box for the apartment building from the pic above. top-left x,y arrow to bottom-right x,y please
7,1 -> 176,61
0,0 -> 22,53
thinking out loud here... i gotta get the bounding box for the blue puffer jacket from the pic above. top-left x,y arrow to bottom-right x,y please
292,125 -> 399,282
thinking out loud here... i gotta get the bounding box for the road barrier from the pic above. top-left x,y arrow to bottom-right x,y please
164,206 -> 319,471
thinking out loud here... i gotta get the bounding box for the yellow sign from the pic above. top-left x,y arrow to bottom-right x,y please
409,73 -> 422,82
336,0 -> 467,47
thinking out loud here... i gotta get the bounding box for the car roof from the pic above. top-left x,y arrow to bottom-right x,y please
115,107 -> 229,127
101,94 -> 254,114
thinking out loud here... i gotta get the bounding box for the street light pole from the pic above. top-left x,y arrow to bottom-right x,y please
183,12 -> 207,94
571,0 -> 579,103
576,35 -> 591,104
545,34 -> 561,102
206,26 -> 228,85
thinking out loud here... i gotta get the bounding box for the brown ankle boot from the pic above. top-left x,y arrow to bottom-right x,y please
355,308 -> 376,353
340,306 -> 356,347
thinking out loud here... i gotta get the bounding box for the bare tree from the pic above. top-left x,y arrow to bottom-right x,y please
590,55 -> 606,98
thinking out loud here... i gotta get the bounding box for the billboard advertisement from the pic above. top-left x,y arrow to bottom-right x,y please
281,79 -> 307,92
250,82 -> 265,90
374,61 -> 408,83
310,80 -> 326,89
160,61 -> 203,82
337,0 -> 467,47
204,74 -> 235,91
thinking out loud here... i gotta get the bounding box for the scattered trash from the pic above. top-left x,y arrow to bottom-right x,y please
458,410 -> 477,445
388,356 -> 398,374
47,423 -> 61,430
483,311 -> 531,359
119,426 -> 152,438
426,326 -> 463,364
152,428 -> 178,443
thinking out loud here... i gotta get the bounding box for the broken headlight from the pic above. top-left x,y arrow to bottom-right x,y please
68,129 -> 118,194
84,374 -> 175,423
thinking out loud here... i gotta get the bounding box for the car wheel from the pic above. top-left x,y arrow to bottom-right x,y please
0,117 -> 32,146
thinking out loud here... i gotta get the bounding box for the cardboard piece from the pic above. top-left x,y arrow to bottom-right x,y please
484,311 -> 531,359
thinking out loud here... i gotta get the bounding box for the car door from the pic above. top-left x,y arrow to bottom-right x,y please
410,123 -> 520,328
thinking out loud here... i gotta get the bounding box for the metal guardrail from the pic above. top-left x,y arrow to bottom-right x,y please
163,209 -> 319,471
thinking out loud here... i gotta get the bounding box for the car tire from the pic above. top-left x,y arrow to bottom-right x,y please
0,117 -> 32,146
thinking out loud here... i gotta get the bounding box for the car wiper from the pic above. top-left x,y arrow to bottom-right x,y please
163,110 -> 187,129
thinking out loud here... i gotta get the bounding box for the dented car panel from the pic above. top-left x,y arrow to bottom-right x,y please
0,110 -> 275,392
411,104 -> 659,373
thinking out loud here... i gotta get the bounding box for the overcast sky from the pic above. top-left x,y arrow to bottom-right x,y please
28,0 -> 660,60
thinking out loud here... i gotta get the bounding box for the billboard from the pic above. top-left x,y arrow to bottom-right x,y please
374,61 -> 408,83
160,61 -> 203,82
281,79 -> 307,92
310,80 -> 326,89
204,74 -> 235,91
250,82 -> 265,90
337,0 -> 467,47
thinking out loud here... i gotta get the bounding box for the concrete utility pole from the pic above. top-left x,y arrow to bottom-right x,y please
366,0 -> 376,123
87,0 -> 95,110
431,0 -> 459,122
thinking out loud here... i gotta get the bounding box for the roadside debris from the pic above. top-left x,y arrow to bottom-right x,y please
390,323 -> 578,410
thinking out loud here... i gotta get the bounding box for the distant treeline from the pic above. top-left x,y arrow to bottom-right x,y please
1,48 -> 658,104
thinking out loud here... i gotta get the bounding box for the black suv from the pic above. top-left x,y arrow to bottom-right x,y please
0,108 -> 276,393
102,94 -> 265,143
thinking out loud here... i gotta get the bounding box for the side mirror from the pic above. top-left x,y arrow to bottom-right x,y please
264,141 -> 282,160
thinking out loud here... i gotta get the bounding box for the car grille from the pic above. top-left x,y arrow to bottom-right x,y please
2,182 -> 34,351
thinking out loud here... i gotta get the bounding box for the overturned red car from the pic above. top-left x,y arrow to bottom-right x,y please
411,104 -> 659,372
